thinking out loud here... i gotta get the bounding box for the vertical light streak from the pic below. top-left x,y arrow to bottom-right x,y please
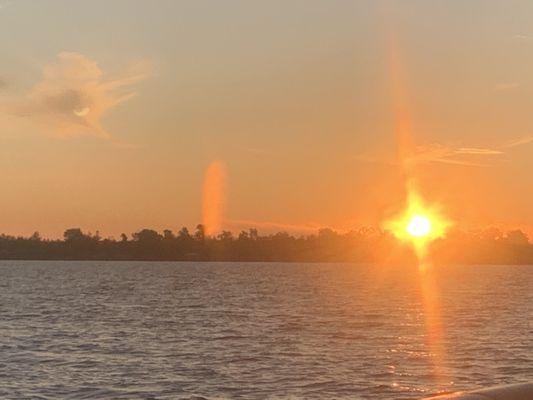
385,20 -> 416,180
202,160 -> 226,236
383,11 -> 449,388
418,266 -> 447,388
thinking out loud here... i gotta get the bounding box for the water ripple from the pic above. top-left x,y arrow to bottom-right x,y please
0,261 -> 531,399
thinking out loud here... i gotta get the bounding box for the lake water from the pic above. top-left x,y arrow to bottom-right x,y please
0,261 -> 530,399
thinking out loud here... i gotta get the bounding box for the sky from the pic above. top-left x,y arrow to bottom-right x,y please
0,0 -> 532,239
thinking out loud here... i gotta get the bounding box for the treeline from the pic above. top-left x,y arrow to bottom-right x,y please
0,225 -> 531,264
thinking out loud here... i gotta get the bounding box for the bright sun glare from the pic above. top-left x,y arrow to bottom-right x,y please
384,191 -> 451,257
406,215 -> 431,238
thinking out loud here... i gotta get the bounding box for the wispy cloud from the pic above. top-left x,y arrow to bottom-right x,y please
513,34 -> 533,40
425,157 -> 489,168
494,82 -> 519,91
406,137 -> 531,167
455,147 -> 503,155
2,52 -> 150,138
354,137 -> 532,168
0,1 -> 12,10
408,144 -> 503,167
503,135 -> 533,148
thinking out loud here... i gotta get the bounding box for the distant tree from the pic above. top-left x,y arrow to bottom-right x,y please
249,228 -> 259,241
217,231 -> 233,241
178,227 -> 189,237
480,227 -> 504,241
132,229 -> 162,243
163,229 -> 175,240
62,228 -> 97,259
194,224 -> 205,242
505,230 -> 529,246
30,231 -> 41,241
318,228 -> 337,239
63,228 -> 86,242
131,229 -> 163,260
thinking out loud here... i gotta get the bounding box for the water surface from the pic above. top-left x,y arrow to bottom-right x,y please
0,261 -> 531,399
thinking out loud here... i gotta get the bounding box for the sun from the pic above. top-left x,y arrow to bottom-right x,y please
384,191 -> 451,254
406,214 -> 431,238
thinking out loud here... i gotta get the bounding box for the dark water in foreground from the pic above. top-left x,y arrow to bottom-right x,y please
0,261 -> 531,399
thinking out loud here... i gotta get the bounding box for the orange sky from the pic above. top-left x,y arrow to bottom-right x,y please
0,1 -> 532,238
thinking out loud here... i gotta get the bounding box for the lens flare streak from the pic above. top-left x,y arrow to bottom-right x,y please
382,12 -> 453,388
201,160 -> 226,236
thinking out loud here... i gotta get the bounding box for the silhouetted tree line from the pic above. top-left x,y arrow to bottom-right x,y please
0,225 -> 531,264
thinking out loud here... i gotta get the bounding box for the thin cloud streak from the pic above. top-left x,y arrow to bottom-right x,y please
455,147 -> 503,155
429,157 -> 489,167
353,138 -> 532,168
406,136 -> 532,166
494,83 -> 519,91
504,135 -> 533,148
513,34 -> 533,40
407,144 -> 499,167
